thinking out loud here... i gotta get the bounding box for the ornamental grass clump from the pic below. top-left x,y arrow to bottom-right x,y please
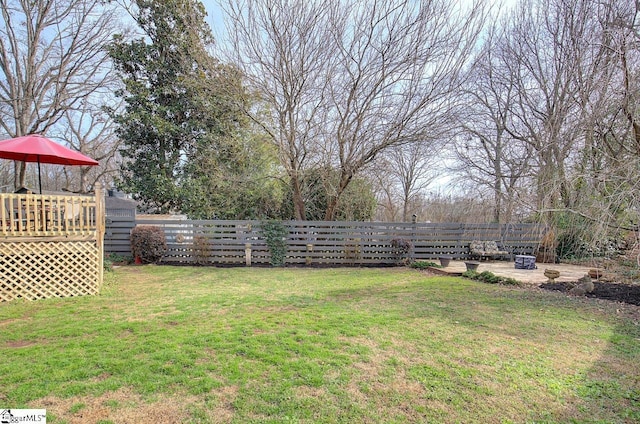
391,237 -> 413,265
130,225 -> 167,264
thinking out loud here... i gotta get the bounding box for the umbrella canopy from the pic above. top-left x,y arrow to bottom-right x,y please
0,134 -> 99,193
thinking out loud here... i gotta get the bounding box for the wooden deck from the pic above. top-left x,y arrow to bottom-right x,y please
0,185 -> 105,301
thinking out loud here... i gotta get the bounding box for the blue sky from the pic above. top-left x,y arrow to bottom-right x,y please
203,3 -> 227,44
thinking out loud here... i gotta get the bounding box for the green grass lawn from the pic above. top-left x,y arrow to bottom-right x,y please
1,266 -> 639,423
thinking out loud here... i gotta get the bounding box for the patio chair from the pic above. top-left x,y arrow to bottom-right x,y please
484,240 -> 509,257
63,200 -> 82,231
469,240 -> 509,260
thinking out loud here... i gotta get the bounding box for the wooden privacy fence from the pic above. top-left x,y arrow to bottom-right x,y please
0,185 -> 105,301
129,219 -> 546,266
104,207 -> 136,258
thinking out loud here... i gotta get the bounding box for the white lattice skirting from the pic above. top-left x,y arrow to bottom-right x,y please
0,241 -> 101,301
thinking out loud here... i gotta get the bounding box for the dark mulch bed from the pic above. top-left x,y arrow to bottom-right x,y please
540,281 -> 640,306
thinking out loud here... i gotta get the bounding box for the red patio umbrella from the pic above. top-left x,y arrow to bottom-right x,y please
0,134 -> 99,193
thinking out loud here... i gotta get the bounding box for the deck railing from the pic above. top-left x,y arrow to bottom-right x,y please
0,192 -> 98,238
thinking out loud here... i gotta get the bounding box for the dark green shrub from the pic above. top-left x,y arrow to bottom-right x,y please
105,252 -> 131,264
411,261 -> 441,269
463,270 -> 520,286
104,253 -> 134,271
477,271 -> 500,284
462,270 -> 478,279
501,277 -> 521,286
103,256 -> 113,272
556,230 -> 586,259
130,226 -> 167,264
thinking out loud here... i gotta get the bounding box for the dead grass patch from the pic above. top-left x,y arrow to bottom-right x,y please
293,385 -> 327,400
207,385 -> 239,423
39,387 -> 198,424
0,318 -> 23,326
2,340 -> 37,348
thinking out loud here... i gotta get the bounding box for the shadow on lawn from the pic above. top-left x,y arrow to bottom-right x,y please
580,317 -> 640,423
323,279 -> 640,422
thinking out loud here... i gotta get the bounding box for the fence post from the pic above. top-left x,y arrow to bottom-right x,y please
306,243 -> 313,266
411,214 -> 417,262
95,182 -> 105,289
245,243 -> 252,266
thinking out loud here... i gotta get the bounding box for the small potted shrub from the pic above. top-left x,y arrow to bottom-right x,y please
130,225 -> 168,264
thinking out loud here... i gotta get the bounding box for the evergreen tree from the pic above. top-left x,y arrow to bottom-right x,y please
109,0 -> 269,216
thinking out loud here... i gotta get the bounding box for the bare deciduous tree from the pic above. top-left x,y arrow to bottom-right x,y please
320,0 -> 487,220
370,141 -> 439,222
0,0 -> 120,189
453,22 -> 533,223
222,0 -> 487,220
453,0 -> 640,254
221,0 -> 333,219
57,100 -> 121,193
500,0 -> 600,213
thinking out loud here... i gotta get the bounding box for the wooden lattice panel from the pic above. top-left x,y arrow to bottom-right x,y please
0,240 -> 101,301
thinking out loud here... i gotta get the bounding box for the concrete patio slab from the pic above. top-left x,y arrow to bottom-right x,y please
429,260 -> 596,285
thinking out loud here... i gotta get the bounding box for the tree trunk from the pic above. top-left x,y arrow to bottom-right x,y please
324,172 -> 352,221
402,201 -> 410,223
493,139 -> 503,223
15,162 -> 27,190
291,175 -> 306,220
80,168 -> 89,194
324,186 -> 339,221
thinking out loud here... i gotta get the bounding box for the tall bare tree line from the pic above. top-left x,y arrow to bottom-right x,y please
0,0 -> 638,239
453,0 -> 640,240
